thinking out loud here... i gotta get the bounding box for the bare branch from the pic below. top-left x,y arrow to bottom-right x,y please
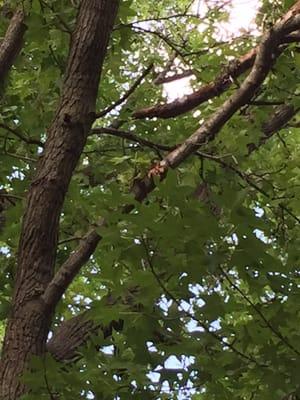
114,12 -> 203,29
154,69 -> 195,85
133,47 -> 257,119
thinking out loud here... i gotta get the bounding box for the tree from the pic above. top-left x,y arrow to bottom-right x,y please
0,0 -> 300,398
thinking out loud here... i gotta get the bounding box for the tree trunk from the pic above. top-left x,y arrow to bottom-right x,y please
0,1 -> 119,398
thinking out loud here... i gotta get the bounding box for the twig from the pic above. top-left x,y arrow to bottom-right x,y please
91,127 -> 175,152
39,0 -> 72,34
115,13 -> 203,29
95,63 -> 154,119
219,266 -> 300,357
58,236 -> 83,245
2,151 -> 36,163
195,151 -> 300,225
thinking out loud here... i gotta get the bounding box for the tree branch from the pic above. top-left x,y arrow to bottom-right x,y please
247,103 -> 297,153
0,122 -> 43,146
42,229 -> 101,309
47,312 -> 123,362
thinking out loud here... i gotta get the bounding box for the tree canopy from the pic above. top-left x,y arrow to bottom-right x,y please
0,0 -> 300,399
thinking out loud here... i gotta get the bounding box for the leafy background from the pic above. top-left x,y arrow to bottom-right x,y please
1,0 -> 300,398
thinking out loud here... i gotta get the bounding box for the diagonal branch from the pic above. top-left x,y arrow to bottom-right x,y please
133,47 -> 257,119
42,229 -> 101,309
95,63 -> 154,119
219,266 -> 300,357
0,122 -> 43,146
0,7 -> 27,86
248,103 -> 297,153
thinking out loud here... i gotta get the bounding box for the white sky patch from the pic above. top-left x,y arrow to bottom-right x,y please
163,76 -> 195,101
214,0 -> 261,39
164,0 -> 261,100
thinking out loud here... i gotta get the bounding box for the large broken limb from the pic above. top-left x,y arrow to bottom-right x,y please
133,2 -> 300,120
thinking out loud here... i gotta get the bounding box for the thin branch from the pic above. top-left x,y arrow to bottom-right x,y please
219,266 -> 300,357
154,69 -> 195,85
114,13 -> 204,29
58,236 -> 83,246
91,127 -> 175,152
0,192 -> 23,201
39,0 -> 72,34
130,25 -> 202,58
141,238 -> 266,367
95,63 -> 154,119
2,151 -> 36,163
196,151 -> 300,225
0,122 -> 43,146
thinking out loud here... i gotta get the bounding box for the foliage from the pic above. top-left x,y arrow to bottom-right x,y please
1,0 -> 300,399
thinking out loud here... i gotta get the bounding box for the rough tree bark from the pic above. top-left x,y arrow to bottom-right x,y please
0,1 -> 119,398
0,7 -> 26,87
